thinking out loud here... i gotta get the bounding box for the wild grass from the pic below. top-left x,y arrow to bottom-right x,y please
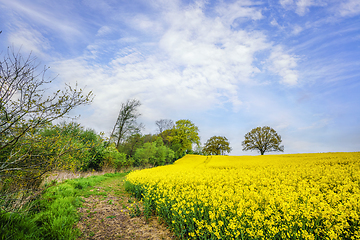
0,172 -> 128,240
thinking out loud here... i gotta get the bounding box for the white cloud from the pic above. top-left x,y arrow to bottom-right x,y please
280,0 -> 327,16
268,46 -> 299,85
279,0 -> 360,20
292,25 -> 303,35
47,0 -> 300,134
296,0 -> 315,15
271,18 -> 280,27
0,0 -> 85,44
129,14 -> 164,35
338,0 -> 360,17
8,26 -> 51,59
216,0 -> 263,26
279,0 -> 294,6
96,26 -> 112,37
159,3 -> 269,82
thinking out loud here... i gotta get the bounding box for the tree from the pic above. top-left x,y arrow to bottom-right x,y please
0,48 -> 93,212
133,137 -> 174,167
134,142 -> 156,166
203,136 -> 232,155
155,119 -> 174,133
242,126 -> 284,155
168,119 -> 200,154
118,133 -> 144,158
110,99 -> 143,148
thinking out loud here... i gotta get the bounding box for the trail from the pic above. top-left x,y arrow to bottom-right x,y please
76,175 -> 175,240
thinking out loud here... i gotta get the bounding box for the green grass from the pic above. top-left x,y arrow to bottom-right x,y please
0,172 -> 128,240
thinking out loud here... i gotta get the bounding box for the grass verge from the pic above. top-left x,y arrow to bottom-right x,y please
0,172 -> 128,240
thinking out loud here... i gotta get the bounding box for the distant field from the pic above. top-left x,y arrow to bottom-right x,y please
126,152 -> 360,240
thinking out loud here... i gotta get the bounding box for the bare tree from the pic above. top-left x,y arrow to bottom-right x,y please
242,126 -> 284,155
0,47 -> 93,212
111,99 -> 143,148
155,119 -> 174,133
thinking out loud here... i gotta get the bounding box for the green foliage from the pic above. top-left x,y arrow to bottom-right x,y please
128,202 -> 142,218
203,136 -> 232,155
102,144 -> 128,170
115,119 -> 200,168
134,142 -> 156,166
40,122 -> 89,171
40,122 -> 104,172
133,137 -> 175,167
124,181 -> 145,201
40,122 -> 132,172
170,120 -> 200,152
83,144 -> 106,171
170,143 -> 186,160
153,137 -> 175,166
0,172 -> 126,240
0,212 -> 40,240
162,119 -> 200,159
118,133 -> 144,158
0,122 -> 94,214
242,126 -> 284,155
0,49 -> 93,213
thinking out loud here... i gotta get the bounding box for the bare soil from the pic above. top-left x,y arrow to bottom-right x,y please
76,176 -> 176,240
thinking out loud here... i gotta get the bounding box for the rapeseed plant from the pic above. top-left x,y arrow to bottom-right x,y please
126,153 -> 360,239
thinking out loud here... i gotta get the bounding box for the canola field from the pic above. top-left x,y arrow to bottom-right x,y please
125,152 -> 360,239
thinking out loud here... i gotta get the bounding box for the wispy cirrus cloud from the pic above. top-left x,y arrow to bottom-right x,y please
7,24 -> 52,59
338,0 -> 360,17
279,0 -> 328,16
0,0 -> 84,42
279,0 -> 360,19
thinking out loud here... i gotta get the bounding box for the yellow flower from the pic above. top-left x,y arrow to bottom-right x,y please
126,152 -> 360,239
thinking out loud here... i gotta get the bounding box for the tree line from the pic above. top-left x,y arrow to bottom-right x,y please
110,98 -> 284,159
110,99 -> 202,166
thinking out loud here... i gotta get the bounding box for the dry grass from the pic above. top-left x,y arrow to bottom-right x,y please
42,166 -> 154,186
42,170 -> 112,186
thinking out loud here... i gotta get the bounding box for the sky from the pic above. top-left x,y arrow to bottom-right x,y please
0,0 -> 359,155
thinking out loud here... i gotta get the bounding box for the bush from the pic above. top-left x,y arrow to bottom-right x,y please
133,138 -> 176,167
102,144 -> 128,170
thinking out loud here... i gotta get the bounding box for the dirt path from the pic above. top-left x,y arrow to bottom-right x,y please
76,175 -> 176,240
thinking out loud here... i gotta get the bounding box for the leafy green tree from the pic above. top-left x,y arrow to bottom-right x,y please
167,119 -> 200,155
158,128 -> 173,147
134,142 -> 156,166
41,122 -> 107,172
118,133 -> 144,158
203,136 -> 232,155
110,99 -> 143,148
0,49 -> 93,212
133,137 -> 175,167
154,137 -> 174,165
40,122 -> 90,171
242,126 -> 284,155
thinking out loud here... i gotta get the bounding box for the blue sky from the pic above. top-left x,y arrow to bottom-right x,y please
1,0 -> 359,155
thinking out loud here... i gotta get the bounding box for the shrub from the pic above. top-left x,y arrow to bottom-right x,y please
102,144 -> 128,170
